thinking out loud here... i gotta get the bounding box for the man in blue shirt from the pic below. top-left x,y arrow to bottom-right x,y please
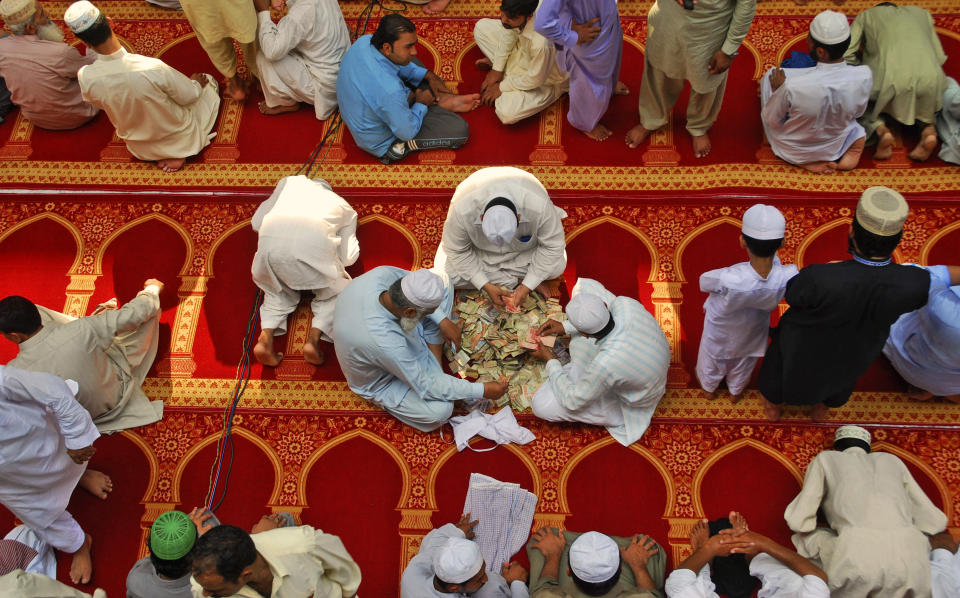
336,14 -> 479,163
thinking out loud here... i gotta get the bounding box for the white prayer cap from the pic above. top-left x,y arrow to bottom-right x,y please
481,204 -> 518,246
432,537 -> 483,584
569,532 -> 620,583
810,10 -> 850,45
400,269 -> 444,310
566,292 -> 610,335
856,186 -> 908,236
835,425 -> 871,445
0,0 -> 36,25
64,0 -> 101,34
742,204 -> 786,240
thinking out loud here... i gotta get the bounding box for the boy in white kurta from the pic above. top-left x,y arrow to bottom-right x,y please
696,204 -> 797,402
251,175 -> 359,367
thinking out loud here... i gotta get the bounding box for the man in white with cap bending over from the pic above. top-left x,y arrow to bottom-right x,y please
435,167 -> 567,308
760,11 -> 872,174
65,0 -> 220,172
528,278 -> 670,446
401,514 -> 529,597
333,267 -> 508,431
785,425 -> 947,597
527,527 -> 666,597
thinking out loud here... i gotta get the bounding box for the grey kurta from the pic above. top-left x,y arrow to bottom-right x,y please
8,288 -> 164,433
784,447 -> 947,598
937,77 -> 960,164
844,5 -> 947,135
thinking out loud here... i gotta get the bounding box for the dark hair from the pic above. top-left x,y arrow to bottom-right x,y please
370,14 -> 416,50
741,234 -> 783,258
148,539 -> 193,580
850,218 -> 902,260
0,296 -> 41,334
483,197 -> 518,217
592,314 -> 616,341
500,0 -> 538,18
388,277 -> 418,311
707,518 -> 757,598
74,13 -> 112,46
191,525 -> 257,583
811,37 -> 850,61
571,560 -> 621,596
834,437 -> 871,453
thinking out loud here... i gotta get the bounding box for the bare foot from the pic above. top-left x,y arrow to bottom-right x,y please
614,81 -> 629,95
874,125 -> 894,160
690,518 -> 709,551
302,328 -> 325,366
226,76 -> 247,102
907,125 -> 938,161
930,531 -> 960,554
945,394 -> 960,404
438,93 -> 481,113
422,0 -> 452,14
258,101 -> 300,115
692,133 -> 711,158
584,123 -> 612,141
534,279 -> 561,298
70,534 -> 93,584
253,330 -> 283,367
800,161 -> 838,174
475,57 -> 492,71
156,158 -> 185,173
729,511 -> 749,532
729,393 -> 743,404
79,470 -> 112,500
907,385 -> 934,401
760,397 -> 781,422
837,136 -> 865,171
810,402 -> 829,422
625,123 -> 653,149
702,389 -> 717,400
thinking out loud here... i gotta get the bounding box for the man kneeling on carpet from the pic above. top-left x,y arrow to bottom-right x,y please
527,527 -> 666,597
65,0 -> 221,173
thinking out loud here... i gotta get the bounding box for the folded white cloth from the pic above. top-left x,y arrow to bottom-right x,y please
463,473 -> 538,574
448,407 -> 535,452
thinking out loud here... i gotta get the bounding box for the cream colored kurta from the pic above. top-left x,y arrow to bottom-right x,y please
256,0 -> 350,120
8,288 -> 164,433
844,5 -> 947,133
0,570 -> 105,598
180,0 -> 257,45
78,48 -> 220,161
785,447 -> 947,598
190,526 -> 361,598
435,167 -> 567,291
473,9 -> 569,125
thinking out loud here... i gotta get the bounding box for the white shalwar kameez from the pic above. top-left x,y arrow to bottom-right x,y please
785,447 -> 947,598
663,555 -> 829,598
760,62 -> 872,165
696,259 -> 796,395
0,366 -> 99,555
434,167 -> 566,291
255,0 -> 350,120
931,546 -> 960,598
252,176 -> 359,341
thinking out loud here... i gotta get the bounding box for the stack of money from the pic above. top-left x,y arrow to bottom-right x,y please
445,289 -> 566,411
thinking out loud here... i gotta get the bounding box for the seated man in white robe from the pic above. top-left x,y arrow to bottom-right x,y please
529,278 -> 670,446
334,268 -> 508,431
785,425 -> 948,598
474,0 -> 568,124
665,513 -> 828,598
65,0 -> 220,172
0,279 -> 166,433
0,365 -> 108,586
253,0 -> 349,119
250,175 -> 359,367
434,167 -> 567,309
760,10 -> 872,174
401,514 -> 529,597
0,570 -> 106,598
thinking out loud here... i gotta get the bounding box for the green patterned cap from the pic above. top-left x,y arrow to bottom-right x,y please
150,511 -> 197,560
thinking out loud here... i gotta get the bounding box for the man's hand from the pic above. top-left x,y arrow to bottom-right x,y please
481,69 -> 504,93
455,513 -> 479,539
251,513 -> 286,534
271,0 -> 286,10
538,319 -> 566,337
483,377 -> 509,399
425,71 -> 452,97
189,507 -> 218,536
414,87 -> 438,107
438,317 -> 462,351
67,445 -> 96,464
572,17 -> 601,45
189,74 -> 210,87
530,527 -> 566,557
718,528 -> 766,558
768,67 -> 786,92
481,81 -> 502,107
144,278 -> 165,293
528,343 -> 555,362
510,285 -> 531,308
621,534 -> 659,571
502,561 -> 529,584
482,283 -> 510,307
253,0 -> 271,12
708,50 -> 734,75
704,530 -> 754,557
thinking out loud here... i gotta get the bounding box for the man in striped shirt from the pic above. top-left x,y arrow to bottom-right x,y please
528,278 -> 670,446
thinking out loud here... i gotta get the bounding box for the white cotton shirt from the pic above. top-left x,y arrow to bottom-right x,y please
750,553 -> 829,598
665,565 -> 717,598
931,547 -> 960,598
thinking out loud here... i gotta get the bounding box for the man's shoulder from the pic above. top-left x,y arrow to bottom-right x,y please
251,524 -> 319,555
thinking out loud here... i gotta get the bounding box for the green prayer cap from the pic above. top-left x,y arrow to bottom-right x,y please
150,510 -> 197,560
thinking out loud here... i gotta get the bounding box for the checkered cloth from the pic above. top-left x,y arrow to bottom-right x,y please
463,473 -> 537,572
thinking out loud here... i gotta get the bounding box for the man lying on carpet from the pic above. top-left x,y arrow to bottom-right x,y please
401,513 -> 529,597
784,425 -> 947,598
333,267 -> 508,431
336,14 -> 479,164
527,527 -> 666,597
64,0 -> 221,173
759,11 -> 871,174
434,167 -> 567,309
528,278 -> 670,447
664,512 -> 828,598
0,279 -> 165,433
251,175 -> 359,368
0,0 -> 100,130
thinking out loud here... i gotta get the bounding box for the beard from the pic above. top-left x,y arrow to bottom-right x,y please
36,22 -> 65,43
399,315 -> 422,334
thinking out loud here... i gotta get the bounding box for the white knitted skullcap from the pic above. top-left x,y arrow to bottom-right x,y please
835,425 -> 871,445
810,10 -> 850,45
432,537 -> 483,584
481,205 -> 518,246
856,186 -> 908,236
400,269 -> 444,310
569,532 -> 619,583
64,0 -> 101,33
566,293 -> 610,334
742,204 -> 786,240
0,0 -> 36,25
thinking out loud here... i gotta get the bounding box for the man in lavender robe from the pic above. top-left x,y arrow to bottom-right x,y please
534,0 -> 626,141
